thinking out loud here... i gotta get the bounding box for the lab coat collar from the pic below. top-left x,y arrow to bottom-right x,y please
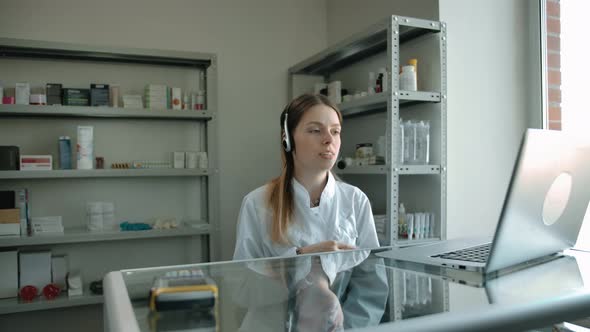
291,171 -> 336,206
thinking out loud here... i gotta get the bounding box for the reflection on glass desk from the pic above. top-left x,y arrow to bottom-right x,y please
103,248 -> 590,332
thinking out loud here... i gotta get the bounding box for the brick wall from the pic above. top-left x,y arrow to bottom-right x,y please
547,0 -> 561,130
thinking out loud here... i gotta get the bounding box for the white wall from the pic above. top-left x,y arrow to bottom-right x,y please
326,0 -> 438,44
0,0 -> 327,263
439,0 -> 536,238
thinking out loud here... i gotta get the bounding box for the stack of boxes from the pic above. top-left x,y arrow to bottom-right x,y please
145,84 -> 168,110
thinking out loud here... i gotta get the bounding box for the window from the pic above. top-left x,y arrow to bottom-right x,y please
543,0 -> 590,250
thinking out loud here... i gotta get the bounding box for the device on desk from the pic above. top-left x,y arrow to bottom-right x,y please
149,269 -> 217,312
149,269 -> 218,331
378,129 -> 590,278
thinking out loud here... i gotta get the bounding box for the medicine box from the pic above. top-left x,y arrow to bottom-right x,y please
90,84 -> 110,106
0,251 -> 18,298
20,155 -> 53,171
62,88 -> 90,106
46,83 -> 62,105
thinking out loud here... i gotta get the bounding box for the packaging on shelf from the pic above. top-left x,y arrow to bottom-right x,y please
76,126 -> 94,170
173,152 -> 185,169
0,208 -> 20,236
171,87 -> 182,110
90,84 -> 110,106
62,88 -> 90,106
122,95 -> 144,109
400,120 -> 430,164
46,83 -> 62,105
15,83 -> 30,105
0,251 -> 18,298
51,255 -> 68,290
145,84 -> 168,109
20,155 -> 52,170
19,251 -> 52,295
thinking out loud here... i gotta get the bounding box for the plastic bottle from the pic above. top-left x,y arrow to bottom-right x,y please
408,58 -> 418,86
399,203 -> 407,238
368,72 -> 375,95
400,65 -> 417,91
378,67 -> 388,92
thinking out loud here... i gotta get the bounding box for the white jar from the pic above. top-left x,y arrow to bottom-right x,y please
400,65 -> 417,91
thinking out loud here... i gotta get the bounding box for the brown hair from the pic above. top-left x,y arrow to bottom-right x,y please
266,93 -> 343,244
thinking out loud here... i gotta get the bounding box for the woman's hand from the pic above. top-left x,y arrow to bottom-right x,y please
299,241 -> 356,255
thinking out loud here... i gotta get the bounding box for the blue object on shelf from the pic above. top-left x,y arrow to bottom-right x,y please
120,221 -> 152,231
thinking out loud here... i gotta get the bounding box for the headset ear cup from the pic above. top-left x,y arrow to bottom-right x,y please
283,136 -> 291,152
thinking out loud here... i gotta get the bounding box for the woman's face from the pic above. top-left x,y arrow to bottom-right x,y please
292,104 -> 341,174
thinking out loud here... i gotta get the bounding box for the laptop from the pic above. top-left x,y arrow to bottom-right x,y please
377,129 -> 590,277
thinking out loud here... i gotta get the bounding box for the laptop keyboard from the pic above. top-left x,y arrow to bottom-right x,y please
432,243 -> 491,263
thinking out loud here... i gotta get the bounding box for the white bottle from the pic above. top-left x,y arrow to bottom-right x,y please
400,65 -> 417,91
368,72 -> 375,95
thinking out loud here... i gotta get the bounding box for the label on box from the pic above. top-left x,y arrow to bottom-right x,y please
20,155 -> 52,170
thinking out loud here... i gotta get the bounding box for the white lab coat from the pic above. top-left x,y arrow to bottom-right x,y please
233,172 -> 380,284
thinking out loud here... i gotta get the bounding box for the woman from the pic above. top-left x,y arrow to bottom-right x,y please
232,93 -> 385,330
233,93 -> 379,261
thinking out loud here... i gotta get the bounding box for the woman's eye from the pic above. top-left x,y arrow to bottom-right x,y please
308,129 -> 320,133
332,130 -> 341,135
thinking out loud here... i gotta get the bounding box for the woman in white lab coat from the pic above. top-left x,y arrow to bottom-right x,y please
233,93 -> 380,261
232,93 -> 387,330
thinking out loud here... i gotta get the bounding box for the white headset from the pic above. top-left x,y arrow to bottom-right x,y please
282,112 -> 292,152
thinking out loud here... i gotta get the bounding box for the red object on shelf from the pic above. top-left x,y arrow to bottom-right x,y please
42,284 -> 61,300
19,285 -> 38,302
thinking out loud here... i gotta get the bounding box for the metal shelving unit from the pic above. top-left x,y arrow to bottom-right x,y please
289,15 -> 448,321
0,38 -> 219,314
288,15 -> 446,246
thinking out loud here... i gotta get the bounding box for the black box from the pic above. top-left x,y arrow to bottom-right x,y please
62,88 -> 89,106
0,146 -> 19,170
90,84 -> 109,106
46,83 -> 62,105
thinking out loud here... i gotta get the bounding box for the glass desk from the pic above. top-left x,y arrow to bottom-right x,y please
104,248 -> 590,332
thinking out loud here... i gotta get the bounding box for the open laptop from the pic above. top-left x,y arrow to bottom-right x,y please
377,129 -> 590,277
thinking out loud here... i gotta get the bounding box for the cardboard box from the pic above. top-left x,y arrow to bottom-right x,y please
19,251 -> 52,294
0,251 -> 18,298
0,209 -> 19,224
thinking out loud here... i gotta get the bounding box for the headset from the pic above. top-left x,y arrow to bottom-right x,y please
282,112 -> 292,153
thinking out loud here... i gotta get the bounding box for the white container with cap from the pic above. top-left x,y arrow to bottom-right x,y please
400,65 -> 417,91
76,126 -> 94,169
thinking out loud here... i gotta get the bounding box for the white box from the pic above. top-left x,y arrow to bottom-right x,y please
173,152 -> 185,169
0,223 -> 21,236
20,155 -> 53,171
19,251 -> 52,294
15,82 -> 30,105
51,255 -> 68,290
0,251 -> 18,298
185,151 -> 197,169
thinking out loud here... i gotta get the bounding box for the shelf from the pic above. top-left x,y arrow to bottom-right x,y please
0,168 -> 211,179
334,165 -> 440,175
334,165 -> 387,175
394,237 -> 440,248
0,289 -> 102,315
0,225 -> 211,248
289,16 -> 441,75
0,104 -> 213,120
339,91 -> 441,117
396,165 -> 441,175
